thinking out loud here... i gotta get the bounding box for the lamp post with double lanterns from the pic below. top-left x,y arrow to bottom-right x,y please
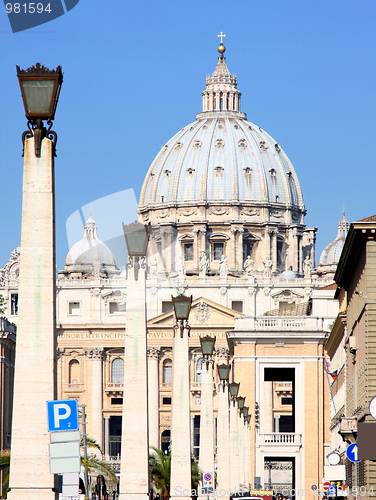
216,364 -> 231,499
8,63 -> 63,500
119,220 -> 150,500
170,293 -> 193,500
198,335 -> 216,500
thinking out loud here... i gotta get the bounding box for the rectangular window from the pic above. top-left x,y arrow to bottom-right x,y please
243,242 -> 254,260
213,242 -> 223,261
162,301 -> 173,313
281,397 -> 293,405
109,302 -> 126,314
163,397 -> 172,405
163,365 -> 172,384
11,294 -> 18,315
183,243 -> 193,261
69,302 -> 80,316
111,398 -> 123,405
231,301 -> 243,313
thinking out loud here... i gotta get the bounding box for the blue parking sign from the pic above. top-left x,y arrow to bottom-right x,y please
47,399 -> 79,432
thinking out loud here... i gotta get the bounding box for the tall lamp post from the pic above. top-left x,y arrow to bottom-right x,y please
8,63 -> 62,500
237,397 -> 246,490
216,364 -> 231,500
170,293 -> 193,500
198,336 -> 216,500
229,382 -> 240,493
120,220 -> 150,500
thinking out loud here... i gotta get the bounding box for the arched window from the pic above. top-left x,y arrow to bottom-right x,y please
111,358 -> 124,384
161,429 -> 171,455
69,359 -> 80,384
196,357 -> 204,383
277,237 -> 285,272
163,360 -> 172,384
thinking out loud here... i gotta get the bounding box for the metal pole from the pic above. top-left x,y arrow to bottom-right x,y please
355,462 -> 358,500
80,404 -> 89,499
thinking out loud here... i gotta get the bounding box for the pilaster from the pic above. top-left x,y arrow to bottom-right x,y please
147,346 -> 161,450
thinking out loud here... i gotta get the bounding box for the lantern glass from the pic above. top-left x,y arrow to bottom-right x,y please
200,336 -> 216,356
122,221 -> 149,256
228,382 -> 240,398
237,396 -> 245,409
172,294 -> 192,321
242,406 -> 249,417
21,80 -> 55,114
217,364 -> 230,381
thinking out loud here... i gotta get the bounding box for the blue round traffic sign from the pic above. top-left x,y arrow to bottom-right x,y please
328,485 -> 336,496
346,443 -> 361,463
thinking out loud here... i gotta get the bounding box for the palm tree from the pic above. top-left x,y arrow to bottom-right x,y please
149,447 -> 170,500
149,447 -> 202,500
0,450 -> 10,499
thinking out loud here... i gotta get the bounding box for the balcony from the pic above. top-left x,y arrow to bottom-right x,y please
338,417 -> 357,442
64,383 -> 84,393
260,433 -> 302,445
105,383 -> 124,396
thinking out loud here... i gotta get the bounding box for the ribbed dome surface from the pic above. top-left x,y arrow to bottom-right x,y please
139,117 -> 304,210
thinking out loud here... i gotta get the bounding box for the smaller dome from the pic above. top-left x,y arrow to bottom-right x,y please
63,215 -> 119,278
280,269 -> 296,279
319,212 -> 349,267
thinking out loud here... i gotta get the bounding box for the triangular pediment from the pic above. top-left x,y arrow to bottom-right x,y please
147,297 -> 242,329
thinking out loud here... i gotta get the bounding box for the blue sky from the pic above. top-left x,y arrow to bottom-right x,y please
1,0 -> 375,271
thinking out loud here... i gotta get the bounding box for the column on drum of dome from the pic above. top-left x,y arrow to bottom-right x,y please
198,336 -> 216,500
228,382 -> 240,491
147,347 -> 161,450
216,362 -> 231,500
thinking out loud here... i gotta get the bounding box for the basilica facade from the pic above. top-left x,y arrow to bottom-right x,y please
0,43 -> 344,495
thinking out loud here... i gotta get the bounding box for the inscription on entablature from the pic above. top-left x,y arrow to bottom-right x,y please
58,332 -> 125,339
147,331 -> 227,338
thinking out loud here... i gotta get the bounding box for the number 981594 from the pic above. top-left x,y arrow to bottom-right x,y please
5,3 -> 51,14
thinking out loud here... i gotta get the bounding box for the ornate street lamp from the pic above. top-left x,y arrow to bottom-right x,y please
217,363 -> 230,392
17,63 -> 63,156
122,220 -> 149,280
237,396 -> 245,409
200,335 -> 216,369
122,220 -> 149,257
244,415 -> 251,424
172,293 -> 192,337
228,382 -> 240,400
241,406 -> 249,418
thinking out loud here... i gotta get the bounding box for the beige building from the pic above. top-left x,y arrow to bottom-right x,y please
326,216 -> 376,498
0,43 -> 341,496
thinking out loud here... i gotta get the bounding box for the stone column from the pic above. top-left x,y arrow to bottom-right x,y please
238,413 -> 245,488
104,416 -> 110,460
198,363 -> 215,500
119,260 -> 149,500
147,346 -> 161,450
244,423 -> 250,489
271,230 -> 277,272
238,228 -> 244,272
8,137 -> 56,500
170,327 -> 191,500
229,400 -> 240,492
86,347 -> 104,450
216,382 -> 230,499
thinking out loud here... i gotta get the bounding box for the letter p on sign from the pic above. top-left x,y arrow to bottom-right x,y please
47,400 -> 79,432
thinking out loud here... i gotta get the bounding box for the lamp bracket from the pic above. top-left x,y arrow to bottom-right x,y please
21,118 -> 57,157
173,319 -> 191,338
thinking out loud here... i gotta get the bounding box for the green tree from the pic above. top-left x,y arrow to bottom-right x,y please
149,447 -> 201,500
0,450 -> 10,499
